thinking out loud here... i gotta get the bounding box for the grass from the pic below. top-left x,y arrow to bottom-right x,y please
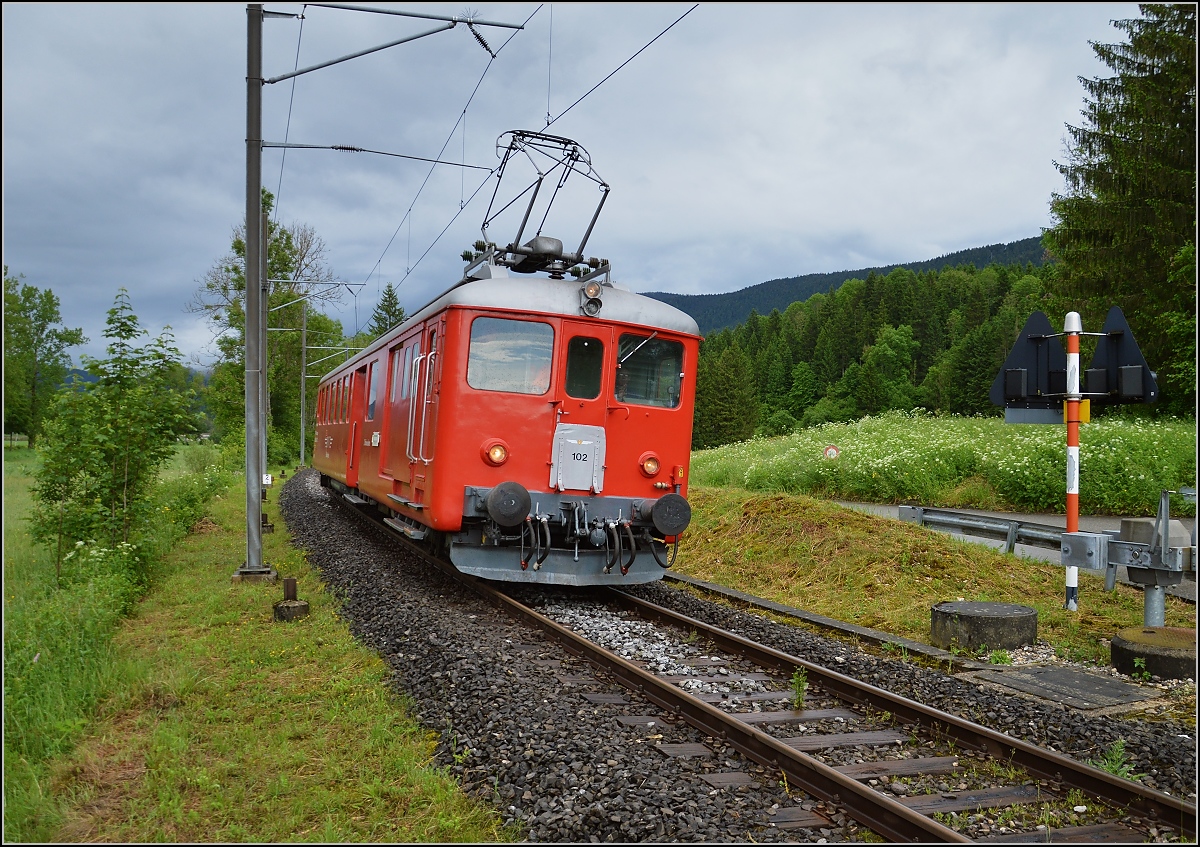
4,447 -> 147,836
673,485 -> 1194,664
1086,739 -> 1137,780
691,411 -> 1197,516
4,451 -> 512,842
789,668 -> 809,710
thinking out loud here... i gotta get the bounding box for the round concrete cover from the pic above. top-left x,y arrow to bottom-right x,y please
931,601 -> 1038,651
1111,626 -> 1196,681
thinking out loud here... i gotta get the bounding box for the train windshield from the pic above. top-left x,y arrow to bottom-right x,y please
615,334 -> 684,408
467,317 -> 554,395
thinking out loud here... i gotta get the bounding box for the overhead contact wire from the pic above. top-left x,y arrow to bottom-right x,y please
365,4 -> 544,287
546,4 -> 698,129
275,6 -> 308,224
399,172 -> 495,285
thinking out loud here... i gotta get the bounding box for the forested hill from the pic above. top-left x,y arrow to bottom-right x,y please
642,235 -> 1047,335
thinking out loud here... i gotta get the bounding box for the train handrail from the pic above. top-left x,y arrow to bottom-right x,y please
406,352 -> 427,463
418,350 -> 437,465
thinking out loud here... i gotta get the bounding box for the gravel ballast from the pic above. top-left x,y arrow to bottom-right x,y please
280,470 -> 1196,842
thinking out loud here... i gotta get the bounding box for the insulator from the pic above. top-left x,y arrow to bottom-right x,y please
467,23 -> 495,57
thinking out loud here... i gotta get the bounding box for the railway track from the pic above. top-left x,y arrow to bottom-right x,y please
298,474 -> 1196,842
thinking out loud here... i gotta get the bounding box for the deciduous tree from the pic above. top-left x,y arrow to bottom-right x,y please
192,191 -> 347,458
3,267 -> 87,446
32,290 -> 192,570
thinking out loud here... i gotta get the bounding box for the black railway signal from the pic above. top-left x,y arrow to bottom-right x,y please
1084,306 -> 1158,404
989,311 -> 1067,422
990,307 -> 1157,423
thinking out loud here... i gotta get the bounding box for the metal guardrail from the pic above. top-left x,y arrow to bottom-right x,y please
898,506 -> 1064,554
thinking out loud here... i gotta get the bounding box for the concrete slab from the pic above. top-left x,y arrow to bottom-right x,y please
973,666 -> 1153,709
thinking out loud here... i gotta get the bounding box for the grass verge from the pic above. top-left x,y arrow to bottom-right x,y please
18,470 -> 512,843
674,486 -> 1194,664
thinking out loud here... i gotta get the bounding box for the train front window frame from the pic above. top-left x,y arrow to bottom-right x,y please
565,336 -> 604,399
466,317 -> 554,396
614,333 -> 685,409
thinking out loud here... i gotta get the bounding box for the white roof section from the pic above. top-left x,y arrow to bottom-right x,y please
324,272 -> 700,379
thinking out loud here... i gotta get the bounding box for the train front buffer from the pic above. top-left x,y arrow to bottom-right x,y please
449,481 -> 691,585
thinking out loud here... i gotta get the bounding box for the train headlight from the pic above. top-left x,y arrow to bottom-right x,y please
481,439 -> 510,466
583,280 -> 603,299
639,452 -> 661,477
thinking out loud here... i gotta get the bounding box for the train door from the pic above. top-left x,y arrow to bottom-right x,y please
380,342 -> 406,481
345,365 -> 368,488
407,321 -> 443,505
383,333 -> 420,494
357,354 -> 385,487
548,321 -> 612,493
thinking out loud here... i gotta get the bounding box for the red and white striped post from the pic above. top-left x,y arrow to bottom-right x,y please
1063,311 -> 1082,611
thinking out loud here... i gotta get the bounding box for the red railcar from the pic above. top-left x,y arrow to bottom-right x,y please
313,253 -> 700,585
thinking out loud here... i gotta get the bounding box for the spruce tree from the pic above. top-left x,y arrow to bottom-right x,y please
1043,4 -> 1196,411
368,283 -> 407,338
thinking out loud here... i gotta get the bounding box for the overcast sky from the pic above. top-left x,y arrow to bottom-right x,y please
3,2 -> 1139,368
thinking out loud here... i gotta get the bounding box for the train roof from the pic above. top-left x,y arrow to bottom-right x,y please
323,269 -> 700,380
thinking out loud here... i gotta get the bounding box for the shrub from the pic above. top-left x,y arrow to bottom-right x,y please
690,411 -> 1196,516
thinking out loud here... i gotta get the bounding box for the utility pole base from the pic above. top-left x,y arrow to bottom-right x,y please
232,564 -> 278,583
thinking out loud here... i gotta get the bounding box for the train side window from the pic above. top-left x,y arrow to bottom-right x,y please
565,336 -> 604,399
389,349 -> 402,403
403,340 -> 417,398
467,317 -> 554,395
317,388 -> 325,424
366,361 -> 381,420
615,334 -> 685,409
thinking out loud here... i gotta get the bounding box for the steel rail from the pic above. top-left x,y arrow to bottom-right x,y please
475,581 -> 968,843
350,507 -> 966,842
605,588 -> 1197,839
